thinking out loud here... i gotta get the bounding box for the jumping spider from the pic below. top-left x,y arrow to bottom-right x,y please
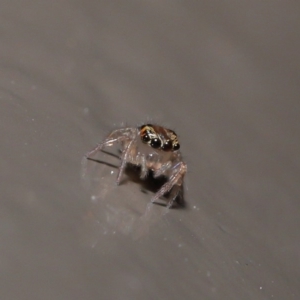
85,124 -> 187,208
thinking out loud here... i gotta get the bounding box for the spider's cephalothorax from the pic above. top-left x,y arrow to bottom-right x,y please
139,124 -> 180,151
85,124 -> 187,208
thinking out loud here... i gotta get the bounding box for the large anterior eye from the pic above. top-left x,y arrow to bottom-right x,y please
162,140 -> 172,151
150,138 -> 161,148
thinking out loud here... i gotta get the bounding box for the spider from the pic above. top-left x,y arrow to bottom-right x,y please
85,124 -> 187,208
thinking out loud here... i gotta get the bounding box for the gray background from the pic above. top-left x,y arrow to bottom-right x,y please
1,1 -> 299,299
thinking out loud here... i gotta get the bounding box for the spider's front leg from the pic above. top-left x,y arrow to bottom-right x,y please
151,161 -> 187,208
116,129 -> 137,185
166,184 -> 183,208
85,127 -> 136,159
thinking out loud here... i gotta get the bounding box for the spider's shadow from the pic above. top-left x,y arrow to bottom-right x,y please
87,150 -> 186,208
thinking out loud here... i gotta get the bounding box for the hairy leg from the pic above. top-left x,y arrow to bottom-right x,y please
116,130 -> 137,185
166,184 -> 182,208
85,127 -> 136,158
151,162 -> 187,206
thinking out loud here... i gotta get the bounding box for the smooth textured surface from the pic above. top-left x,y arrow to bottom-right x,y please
1,1 -> 300,299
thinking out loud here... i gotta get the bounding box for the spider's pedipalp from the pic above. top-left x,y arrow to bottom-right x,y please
139,155 -> 148,179
153,161 -> 172,178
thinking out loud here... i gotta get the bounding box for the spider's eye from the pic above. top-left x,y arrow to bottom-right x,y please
173,143 -> 180,151
141,134 -> 150,143
162,140 -> 172,151
150,138 -> 161,149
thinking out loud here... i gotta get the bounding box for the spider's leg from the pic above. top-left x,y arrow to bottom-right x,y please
116,130 -> 137,185
166,184 -> 182,208
85,127 -> 135,158
151,162 -> 187,207
85,137 -> 119,158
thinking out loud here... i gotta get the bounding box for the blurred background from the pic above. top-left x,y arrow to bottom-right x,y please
1,1 -> 299,299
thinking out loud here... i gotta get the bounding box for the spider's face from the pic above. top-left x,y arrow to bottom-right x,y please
139,124 -> 180,152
